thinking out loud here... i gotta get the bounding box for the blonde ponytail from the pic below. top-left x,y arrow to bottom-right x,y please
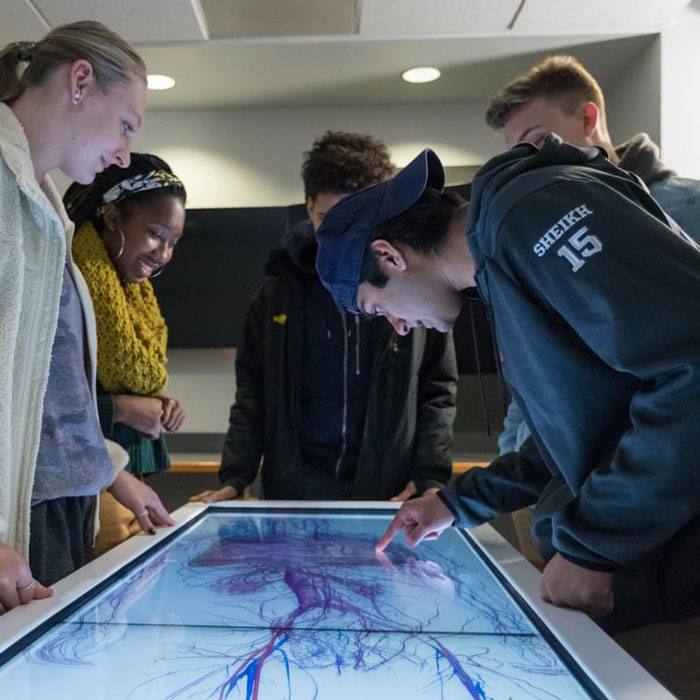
0,42 -> 30,103
0,20 -> 145,105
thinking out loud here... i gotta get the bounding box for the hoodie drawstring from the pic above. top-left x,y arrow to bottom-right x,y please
334,309 -> 349,479
489,312 -> 510,419
468,296 -> 492,437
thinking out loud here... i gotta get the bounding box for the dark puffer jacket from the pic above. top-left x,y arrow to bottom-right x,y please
220,223 -> 458,499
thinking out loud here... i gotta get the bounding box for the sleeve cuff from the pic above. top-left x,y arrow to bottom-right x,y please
417,478 -> 449,494
221,477 -> 249,497
558,550 -> 618,573
437,489 -> 459,525
103,439 -> 129,488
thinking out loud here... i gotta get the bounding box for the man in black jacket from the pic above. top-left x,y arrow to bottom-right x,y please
315,141 -> 700,631
191,131 -> 457,502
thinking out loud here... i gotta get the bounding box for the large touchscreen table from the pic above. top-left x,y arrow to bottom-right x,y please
0,505 -> 675,699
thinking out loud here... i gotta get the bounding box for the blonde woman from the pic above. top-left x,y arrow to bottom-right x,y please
0,21 -> 173,614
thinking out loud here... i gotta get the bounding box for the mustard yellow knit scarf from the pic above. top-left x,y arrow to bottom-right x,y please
72,221 -> 168,396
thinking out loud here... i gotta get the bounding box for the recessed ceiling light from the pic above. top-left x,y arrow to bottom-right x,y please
147,74 -> 175,91
401,67 -> 441,84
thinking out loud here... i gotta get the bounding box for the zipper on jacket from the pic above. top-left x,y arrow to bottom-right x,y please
334,309 -> 349,480
355,315 -> 360,376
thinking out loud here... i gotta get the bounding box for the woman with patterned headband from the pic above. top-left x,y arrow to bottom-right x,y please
64,153 -> 188,554
0,21 -> 177,615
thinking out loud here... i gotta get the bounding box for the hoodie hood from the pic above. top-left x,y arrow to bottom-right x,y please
266,218 -> 318,277
466,134 -> 640,270
615,132 -> 675,186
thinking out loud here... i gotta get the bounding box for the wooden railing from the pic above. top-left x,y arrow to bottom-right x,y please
170,461 -> 489,475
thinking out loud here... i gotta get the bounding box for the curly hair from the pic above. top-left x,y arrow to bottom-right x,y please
485,55 -> 605,131
302,130 -> 395,200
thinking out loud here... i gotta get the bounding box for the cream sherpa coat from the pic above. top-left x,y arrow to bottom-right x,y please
0,103 -> 127,559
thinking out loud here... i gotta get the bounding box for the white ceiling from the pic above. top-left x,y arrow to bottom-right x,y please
1,0 -> 692,109
138,33 -> 656,109
0,0 -> 208,44
201,0 -> 358,38
360,0 -> 692,37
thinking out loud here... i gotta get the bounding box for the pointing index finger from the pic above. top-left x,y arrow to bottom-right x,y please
376,513 -> 405,552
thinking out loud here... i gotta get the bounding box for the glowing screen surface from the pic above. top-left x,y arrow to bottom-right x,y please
0,509 -> 594,699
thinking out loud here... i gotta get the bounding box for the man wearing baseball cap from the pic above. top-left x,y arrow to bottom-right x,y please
315,137 -> 700,632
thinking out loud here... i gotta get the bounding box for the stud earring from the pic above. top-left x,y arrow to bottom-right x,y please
73,91 -> 81,105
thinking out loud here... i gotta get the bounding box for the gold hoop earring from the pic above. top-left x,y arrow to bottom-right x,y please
104,228 -> 125,261
150,264 -> 166,279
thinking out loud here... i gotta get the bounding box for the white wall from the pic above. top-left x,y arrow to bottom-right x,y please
132,102 -> 503,209
606,35 -> 661,147
165,349 -> 236,435
660,0 -> 700,178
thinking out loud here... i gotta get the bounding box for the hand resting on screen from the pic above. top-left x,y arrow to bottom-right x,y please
540,553 -> 614,618
0,542 -> 52,614
390,480 -> 440,501
189,485 -> 258,503
108,471 -> 175,536
190,485 -> 238,503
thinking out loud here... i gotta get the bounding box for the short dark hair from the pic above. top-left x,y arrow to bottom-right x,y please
63,153 -> 187,229
485,55 -> 605,130
301,130 -> 395,200
360,188 -> 465,288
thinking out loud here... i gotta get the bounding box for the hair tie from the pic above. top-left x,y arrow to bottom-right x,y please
16,41 -> 36,63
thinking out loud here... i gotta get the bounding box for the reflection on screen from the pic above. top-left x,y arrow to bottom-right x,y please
0,511 -> 592,699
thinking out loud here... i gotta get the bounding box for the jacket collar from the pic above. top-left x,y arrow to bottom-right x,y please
0,102 -> 73,239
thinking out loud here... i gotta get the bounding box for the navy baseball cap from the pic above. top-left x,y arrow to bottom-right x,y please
315,148 -> 445,313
